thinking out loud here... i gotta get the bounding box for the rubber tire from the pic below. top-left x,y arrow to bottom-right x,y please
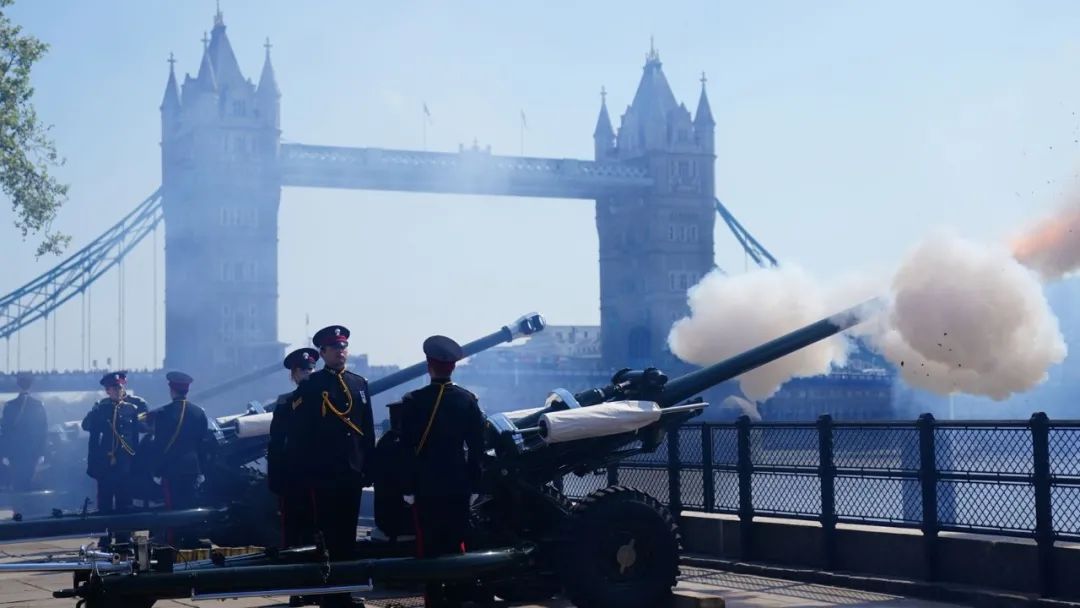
557,485 -> 680,608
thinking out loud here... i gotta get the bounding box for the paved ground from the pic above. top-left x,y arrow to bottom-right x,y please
0,537 -> 962,607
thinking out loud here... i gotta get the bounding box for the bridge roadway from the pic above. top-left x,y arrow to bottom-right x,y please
0,536 -> 961,608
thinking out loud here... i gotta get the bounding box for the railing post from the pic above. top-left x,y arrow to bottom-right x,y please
736,415 -> 754,560
818,414 -> 837,570
667,426 -> 683,516
917,413 -> 939,582
606,464 -> 619,487
1031,412 -> 1056,597
702,424 -> 716,512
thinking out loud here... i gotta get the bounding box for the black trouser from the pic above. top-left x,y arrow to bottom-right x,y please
162,475 -> 198,510
311,483 -> 362,560
311,483 -> 362,607
96,474 -> 133,513
162,475 -> 199,547
414,494 -> 471,608
8,455 -> 37,491
280,487 -> 316,548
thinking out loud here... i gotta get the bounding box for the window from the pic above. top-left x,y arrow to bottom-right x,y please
232,100 -> 247,116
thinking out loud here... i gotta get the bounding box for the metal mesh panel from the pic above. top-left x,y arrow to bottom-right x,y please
678,426 -> 704,466
617,467 -> 669,503
750,426 -> 819,468
835,475 -> 921,524
711,427 -> 739,466
1052,485 -> 1080,537
680,469 -> 705,509
561,471 -> 607,499
751,472 -> 821,517
935,427 -> 1033,475
714,472 -> 740,512
1050,428 -> 1080,477
937,480 -> 1035,532
834,427 -> 920,471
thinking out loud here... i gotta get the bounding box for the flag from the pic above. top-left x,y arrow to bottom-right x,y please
423,102 -> 432,124
520,109 -> 527,129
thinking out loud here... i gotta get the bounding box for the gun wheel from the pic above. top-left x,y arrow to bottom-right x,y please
558,485 -> 680,608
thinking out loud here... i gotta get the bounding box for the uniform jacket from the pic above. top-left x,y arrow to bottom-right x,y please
399,379 -> 485,497
267,390 -> 299,495
81,396 -> 148,479
146,398 -> 209,479
290,367 -> 375,488
0,393 -> 47,463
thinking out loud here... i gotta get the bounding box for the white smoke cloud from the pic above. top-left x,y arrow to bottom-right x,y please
667,265 -> 875,401
869,231 -> 1067,400
668,231 -> 1067,403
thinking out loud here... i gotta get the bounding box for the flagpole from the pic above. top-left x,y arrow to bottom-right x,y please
423,108 -> 427,151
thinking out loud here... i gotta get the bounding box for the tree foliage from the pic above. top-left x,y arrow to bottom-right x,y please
0,0 -> 68,257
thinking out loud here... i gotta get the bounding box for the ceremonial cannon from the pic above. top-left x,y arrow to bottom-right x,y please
0,312 -> 546,547
26,301 -> 874,608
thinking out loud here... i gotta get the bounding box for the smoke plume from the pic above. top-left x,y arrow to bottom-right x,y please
669,232 -> 1067,403
1012,198 -> 1080,282
870,231 -> 1066,400
667,266 -> 877,401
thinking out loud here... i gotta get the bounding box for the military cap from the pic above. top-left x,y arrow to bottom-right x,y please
423,335 -> 464,363
313,325 -> 350,348
284,347 -> 319,370
100,371 -> 127,388
166,371 -> 194,389
15,372 -> 32,390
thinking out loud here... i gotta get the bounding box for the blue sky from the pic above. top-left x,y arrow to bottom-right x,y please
2,0 -> 1079,372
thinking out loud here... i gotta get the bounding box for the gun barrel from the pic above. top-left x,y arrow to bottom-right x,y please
0,508 -> 228,543
195,313 -> 545,403
659,299 -> 880,407
369,312 -> 545,396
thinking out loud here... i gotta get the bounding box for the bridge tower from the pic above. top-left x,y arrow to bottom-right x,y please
160,9 -> 283,379
595,43 -> 717,370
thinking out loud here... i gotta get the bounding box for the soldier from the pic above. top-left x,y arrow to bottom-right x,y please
290,325 -> 373,608
81,372 -> 148,513
0,373 -> 48,490
399,336 -> 486,608
268,348 -> 318,546
146,372 -> 209,511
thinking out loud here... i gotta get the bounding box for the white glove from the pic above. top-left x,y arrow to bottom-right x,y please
470,494 -> 479,503
402,495 -> 415,505
196,474 -> 205,484
152,476 -> 161,485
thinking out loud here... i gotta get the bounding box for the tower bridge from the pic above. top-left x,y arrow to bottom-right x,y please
0,9 -> 778,394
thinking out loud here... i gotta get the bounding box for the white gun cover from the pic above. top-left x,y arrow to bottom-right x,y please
538,400 -> 661,444
235,413 -> 274,438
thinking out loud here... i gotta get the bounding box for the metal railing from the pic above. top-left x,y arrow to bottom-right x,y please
560,413 -> 1080,596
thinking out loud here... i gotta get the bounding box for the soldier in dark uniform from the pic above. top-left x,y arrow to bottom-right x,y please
399,336 -> 486,608
146,372 -> 209,511
0,373 -> 47,490
269,348 -> 320,607
268,347 -> 319,550
290,325 -> 374,608
81,372 -> 148,513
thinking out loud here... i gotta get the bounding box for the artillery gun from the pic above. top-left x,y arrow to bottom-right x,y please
8,301 -> 875,608
0,312 -> 547,547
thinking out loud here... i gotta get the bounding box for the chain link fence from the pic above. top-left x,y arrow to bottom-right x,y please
559,413 -> 1080,596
